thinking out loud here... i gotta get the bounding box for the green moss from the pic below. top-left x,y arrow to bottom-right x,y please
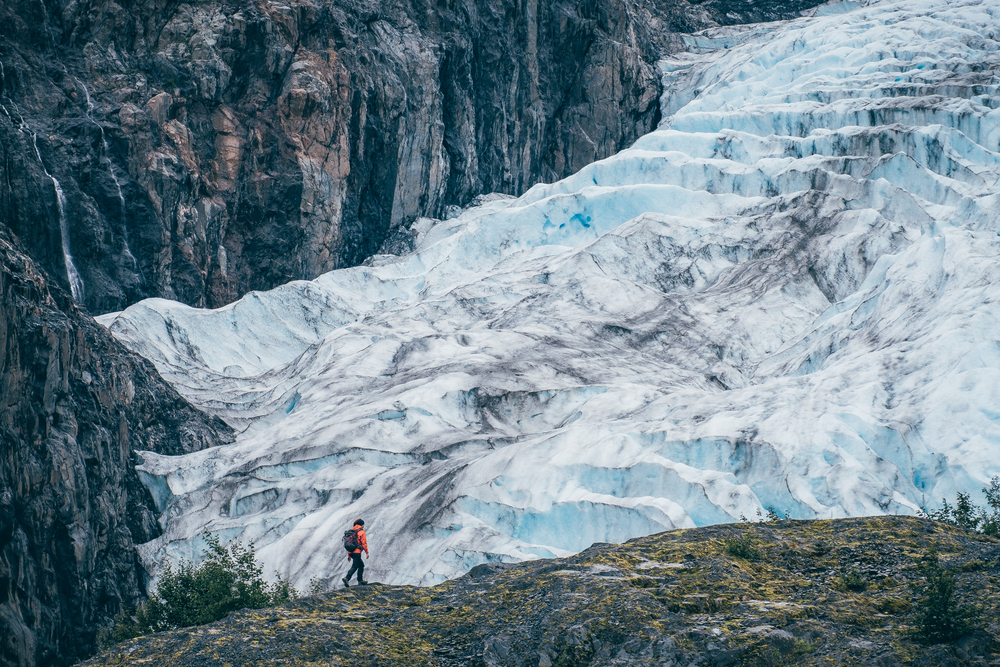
959,559 -> 986,572
627,575 -> 657,588
876,597 -> 911,614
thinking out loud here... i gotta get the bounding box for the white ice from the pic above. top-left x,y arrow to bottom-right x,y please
99,0 -> 1000,588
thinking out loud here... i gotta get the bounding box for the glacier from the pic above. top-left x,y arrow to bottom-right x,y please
99,0 -> 1000,588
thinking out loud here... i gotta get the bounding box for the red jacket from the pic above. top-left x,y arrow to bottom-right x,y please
349,524 -> 368,556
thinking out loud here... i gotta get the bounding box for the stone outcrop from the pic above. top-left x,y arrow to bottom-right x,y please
0,225 -> 233,667
1,0 -> 823,314
83,517 -> 1000,667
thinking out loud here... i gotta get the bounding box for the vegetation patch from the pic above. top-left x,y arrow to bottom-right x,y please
723,530 -> 765,561
102,533 -> 297,646
911,548 -> 980,644
920,475 -> 1000,536
876,596 -> 910,614
834,568 -> 868,592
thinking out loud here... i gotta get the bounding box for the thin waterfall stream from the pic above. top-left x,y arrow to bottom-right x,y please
78,79 -> 137,268
33,133 -> 85,302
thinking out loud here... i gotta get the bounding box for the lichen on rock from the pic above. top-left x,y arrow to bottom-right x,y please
84,517 -> 1000,667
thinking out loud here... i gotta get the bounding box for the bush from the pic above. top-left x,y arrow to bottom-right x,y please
837,568 -> 868,592
724,531 -> 763,561
103,534 -> 298,645
764,506 -> 790,522
986,477 -> 1000,536
920,476 -> 1000,535
911,549 -> 978,644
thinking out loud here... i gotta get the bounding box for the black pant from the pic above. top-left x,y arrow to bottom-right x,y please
346,552 -> 365,582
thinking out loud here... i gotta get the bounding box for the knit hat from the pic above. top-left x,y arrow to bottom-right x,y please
355,518 -> 365,526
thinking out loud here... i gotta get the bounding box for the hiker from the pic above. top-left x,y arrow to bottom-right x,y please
342,518 -> 369,586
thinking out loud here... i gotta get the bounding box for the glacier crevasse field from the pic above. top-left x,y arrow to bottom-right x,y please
99,0 -> 1000,587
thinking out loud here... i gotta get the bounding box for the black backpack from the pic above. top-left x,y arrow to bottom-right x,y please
343,527 -> 362,552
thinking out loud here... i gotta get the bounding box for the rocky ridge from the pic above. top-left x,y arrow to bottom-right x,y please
85,517 -> 1000,667
0,226 -> 232,667
0,0 -> 824,314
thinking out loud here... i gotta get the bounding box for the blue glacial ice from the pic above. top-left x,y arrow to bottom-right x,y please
99,0 -> 1000,587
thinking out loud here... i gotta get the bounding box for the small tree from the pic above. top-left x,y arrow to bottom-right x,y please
920,476 -> 1000,535
952,492 -> 981,531
723,530 -> 763,561
105,533 -> 297,645
912,549 -> 978,644
982,476 -> 1000,536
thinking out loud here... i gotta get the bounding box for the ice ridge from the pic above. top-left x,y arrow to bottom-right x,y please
99,0 -> 1000,587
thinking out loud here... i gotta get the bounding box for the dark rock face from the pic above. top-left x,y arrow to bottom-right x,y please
0,226 -> 233,667
1,0 -> 822,314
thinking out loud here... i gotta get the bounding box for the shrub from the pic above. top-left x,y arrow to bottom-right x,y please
724,531 -> 763,561
837,568 -> 868,592
920,476 -> 1000,535
103,534 -> 297,645
985,476 -> 1000,536
764,505 -> 790,522
741,506 -> 789,524
308,577 -> 328,595
911,549 -> 978,644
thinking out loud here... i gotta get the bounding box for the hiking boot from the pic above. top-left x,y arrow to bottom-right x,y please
358,580 -> 369,585
341,577 -> 350,588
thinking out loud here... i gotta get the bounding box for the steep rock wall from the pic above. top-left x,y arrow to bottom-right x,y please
0,225 -> 233,667
1,0 -> 822,314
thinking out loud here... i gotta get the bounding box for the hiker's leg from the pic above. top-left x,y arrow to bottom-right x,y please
346,554 -> 360,580
346,553 -> 364,581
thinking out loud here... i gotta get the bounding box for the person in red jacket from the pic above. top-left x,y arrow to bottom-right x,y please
342,519 -> 369,587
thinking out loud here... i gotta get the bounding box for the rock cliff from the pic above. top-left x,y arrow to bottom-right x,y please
1,0 -> 822,314
0,226 -> 232,667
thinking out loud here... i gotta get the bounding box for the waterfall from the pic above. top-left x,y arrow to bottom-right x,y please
78,79 -> 136,268
0,60 -> 26,132
37,0 -> 55,45
33,133 -> 85,302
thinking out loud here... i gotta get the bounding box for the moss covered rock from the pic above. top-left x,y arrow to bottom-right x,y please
85,517 -> 1000,666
